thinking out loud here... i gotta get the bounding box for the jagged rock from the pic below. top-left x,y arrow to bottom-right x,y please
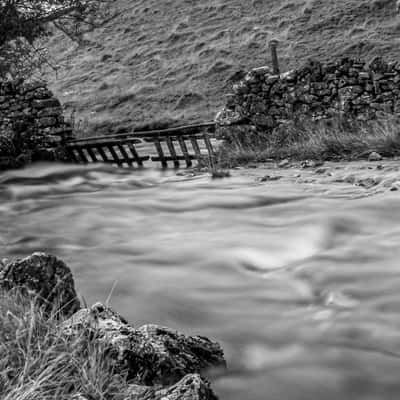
126,374 -> 217,400
0,252 -> 80,317
62,303 -> 226,386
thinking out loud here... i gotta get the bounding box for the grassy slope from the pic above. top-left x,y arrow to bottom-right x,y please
46,0 -> 400,135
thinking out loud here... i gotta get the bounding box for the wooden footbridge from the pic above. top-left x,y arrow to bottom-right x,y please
65,122 -> 218,168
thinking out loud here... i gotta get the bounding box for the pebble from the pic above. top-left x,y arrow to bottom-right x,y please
390,181 -> 400,191
259,175 -> 282,182
357,177 -> 379,188
278,159 -> 290,168
368,151 -> 383,162
301,160 -> 317,168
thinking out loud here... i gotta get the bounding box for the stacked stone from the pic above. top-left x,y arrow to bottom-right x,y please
216,57 -> 400,131
0,79 -> 73,169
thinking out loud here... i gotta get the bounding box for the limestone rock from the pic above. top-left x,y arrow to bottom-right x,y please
278,159 -> 290,168
0,79 -> 73,170
62,303 -> 226,386
0,128 -> 16,157
0,252 -> 80,317
217,56 -> 400,136
126,374 -> 217,400
368,151 -> 383,161
215,107 -> 243,126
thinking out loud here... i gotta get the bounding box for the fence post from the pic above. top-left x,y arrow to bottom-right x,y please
269,40 -> 280,75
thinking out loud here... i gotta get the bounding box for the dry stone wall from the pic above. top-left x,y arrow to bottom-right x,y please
216,57 -> 400,131
0,79 -> 73,169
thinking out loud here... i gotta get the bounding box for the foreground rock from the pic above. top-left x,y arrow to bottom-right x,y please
1,252 -> 226,399
0,252 -> 80,317
63,302 -> 226,386
126,374 -> 217,400
73,374 -> 216,400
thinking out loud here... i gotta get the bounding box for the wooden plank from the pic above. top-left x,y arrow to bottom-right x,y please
177,136 -> 192,167
166,136 -> 180,168
153,137 -> 168,168
203,133 -> 215,156
151,155 -> 196,162
85,146 -> 98,162
96,146 -> 109,162
106,145 -> 123,166
75,146 -> 88,163
190,136 -> 202,157
117,144 -> 133,167
126,141 -> 144,167
66,147 -> 79,163
66,122 -> 216,144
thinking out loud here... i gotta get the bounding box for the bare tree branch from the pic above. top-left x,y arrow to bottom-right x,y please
0,0 -> 117,79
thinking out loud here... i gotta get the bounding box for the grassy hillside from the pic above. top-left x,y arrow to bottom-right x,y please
46,0 -> 400,136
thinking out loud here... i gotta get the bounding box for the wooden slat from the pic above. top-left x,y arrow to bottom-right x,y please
96,146 -> 109,162
66,147 -> 79,163
106,145 -> 123,166
177,136 -> 192,167
151,155 -> 196,162
203,133 -> 214,156
153,137 -> 167,168
126,142 -> 144,167
117,144 -> 133,166
166,137 -> 179,168
75,146 -> 88,163
190,136 -> 202,157
85,146 -> 98,162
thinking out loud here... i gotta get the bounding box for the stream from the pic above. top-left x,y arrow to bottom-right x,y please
2,161 -> 400,399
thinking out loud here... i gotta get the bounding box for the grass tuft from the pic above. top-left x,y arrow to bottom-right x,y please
216,116 -> 400,167
0,289 -> 129,400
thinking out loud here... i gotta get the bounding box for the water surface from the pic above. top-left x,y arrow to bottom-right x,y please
2,162 -> 400,400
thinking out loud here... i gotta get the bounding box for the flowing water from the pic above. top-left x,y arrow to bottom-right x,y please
2,162 -> 400,399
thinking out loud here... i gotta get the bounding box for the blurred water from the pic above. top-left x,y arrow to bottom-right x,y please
2,162 -> 400,400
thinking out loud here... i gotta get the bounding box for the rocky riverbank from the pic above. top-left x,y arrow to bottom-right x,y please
0,252 -> 226,400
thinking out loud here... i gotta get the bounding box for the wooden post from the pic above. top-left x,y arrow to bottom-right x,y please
269,40 -> 280,75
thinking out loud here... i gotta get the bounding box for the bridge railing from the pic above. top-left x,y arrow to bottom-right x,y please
65,122 -> 218,168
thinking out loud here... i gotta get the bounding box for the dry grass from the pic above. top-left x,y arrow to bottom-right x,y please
216,117 -> 400,167
44,0 -> 400,136
0,289 -> 129,400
